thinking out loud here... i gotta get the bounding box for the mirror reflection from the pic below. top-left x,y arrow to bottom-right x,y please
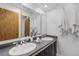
24,16 -> 30,36
0,3 -> 47,44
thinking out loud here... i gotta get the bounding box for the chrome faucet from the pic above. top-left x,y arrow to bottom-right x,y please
20,40 -> 25,45
12,40 -> 26,46
12,41 -> 19,46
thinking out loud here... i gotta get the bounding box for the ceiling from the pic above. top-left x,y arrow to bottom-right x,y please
24,3 -> 61,12
1,3 -> 79,14
23,3 -> 79,13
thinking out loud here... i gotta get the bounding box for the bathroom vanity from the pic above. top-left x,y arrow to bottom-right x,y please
0,35 -> 57,56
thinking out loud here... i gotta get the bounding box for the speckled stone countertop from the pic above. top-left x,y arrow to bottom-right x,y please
0,36 -> 57,56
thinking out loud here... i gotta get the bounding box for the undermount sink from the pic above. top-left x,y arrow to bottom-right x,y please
9,43 -> 36,56
41,37 -> 53,41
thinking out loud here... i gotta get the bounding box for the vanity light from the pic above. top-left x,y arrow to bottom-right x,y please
44,4 -> 48,7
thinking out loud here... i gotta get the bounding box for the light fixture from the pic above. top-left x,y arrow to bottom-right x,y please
44,4 -> 48,7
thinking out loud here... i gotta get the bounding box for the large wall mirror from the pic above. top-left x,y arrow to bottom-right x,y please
0,3 -> 47,43
22,4 -> 47,37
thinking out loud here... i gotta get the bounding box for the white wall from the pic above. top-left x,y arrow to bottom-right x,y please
46,7 -> 64,36
41,14 -> 47,35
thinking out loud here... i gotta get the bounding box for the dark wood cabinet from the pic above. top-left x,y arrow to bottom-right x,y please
36,41 -> 57,56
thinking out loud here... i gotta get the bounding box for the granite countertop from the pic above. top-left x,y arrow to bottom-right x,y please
0,36 -> 57,56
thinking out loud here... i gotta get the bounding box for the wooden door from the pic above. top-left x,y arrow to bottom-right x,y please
24,16 -> 30,36
0,8 -> 19,41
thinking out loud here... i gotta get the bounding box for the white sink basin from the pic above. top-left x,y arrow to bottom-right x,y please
41,37 -> 53,41
9,43 -> 36,56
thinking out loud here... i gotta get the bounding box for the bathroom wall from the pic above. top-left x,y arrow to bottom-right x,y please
46,7 -> 64,36
0,8 -> 19,41
41,14 -> 47,35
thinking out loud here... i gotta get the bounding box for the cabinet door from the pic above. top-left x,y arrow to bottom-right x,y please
36,42 -> 57,56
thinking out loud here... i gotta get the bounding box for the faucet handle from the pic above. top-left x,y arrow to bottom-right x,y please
12,41 -> 18,46
20,40 -> 25,45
